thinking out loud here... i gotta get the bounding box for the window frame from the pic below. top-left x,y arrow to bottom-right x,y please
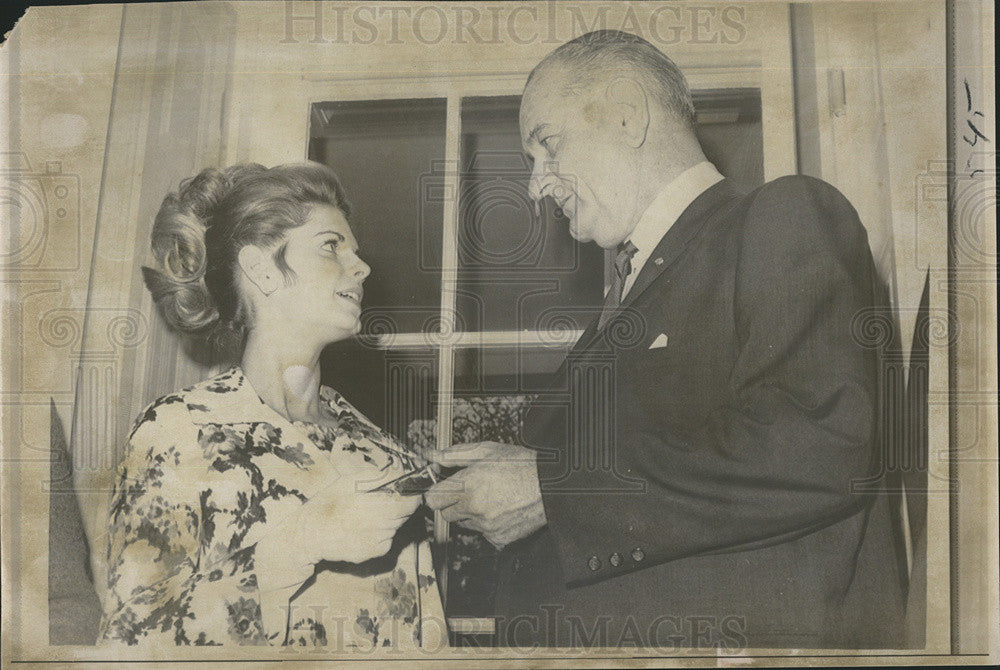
303,56 -> 796,545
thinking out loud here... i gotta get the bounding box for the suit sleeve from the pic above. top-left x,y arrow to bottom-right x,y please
538,176 -> 883,587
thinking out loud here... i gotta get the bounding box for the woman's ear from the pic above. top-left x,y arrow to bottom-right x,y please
237,245 -> 280,296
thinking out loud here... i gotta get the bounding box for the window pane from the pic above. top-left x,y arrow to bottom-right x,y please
320,340 -> 439,444
309,99 -> 446,335
453,346 -> 565,396
456,96 -> 604,333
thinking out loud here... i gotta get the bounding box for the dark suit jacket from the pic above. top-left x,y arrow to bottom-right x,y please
494,175 -> 906,649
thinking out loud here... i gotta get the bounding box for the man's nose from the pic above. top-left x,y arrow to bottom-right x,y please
528,164 -> 554,202
528,172 -> 543,202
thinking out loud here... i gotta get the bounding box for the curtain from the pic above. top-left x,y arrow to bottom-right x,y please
70,1 -> 236,599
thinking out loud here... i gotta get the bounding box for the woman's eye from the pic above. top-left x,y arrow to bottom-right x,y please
541,136 -> 557,154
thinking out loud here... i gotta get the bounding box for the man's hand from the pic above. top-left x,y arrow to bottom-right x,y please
423,441 -> 546,549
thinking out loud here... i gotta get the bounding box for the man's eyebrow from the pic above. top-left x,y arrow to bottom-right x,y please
313,231 -> 346,240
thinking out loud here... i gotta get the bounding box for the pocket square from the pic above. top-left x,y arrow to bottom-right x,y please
648,333 -> 668,349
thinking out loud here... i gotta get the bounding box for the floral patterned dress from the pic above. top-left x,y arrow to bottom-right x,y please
98,367 -> 446,648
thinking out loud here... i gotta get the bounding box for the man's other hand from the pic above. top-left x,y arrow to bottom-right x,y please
423,441 -> 546,549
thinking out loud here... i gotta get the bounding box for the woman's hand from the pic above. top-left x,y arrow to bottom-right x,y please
253,466 -> 422,639
308,478 -> 422,564
279,466 -> 422,567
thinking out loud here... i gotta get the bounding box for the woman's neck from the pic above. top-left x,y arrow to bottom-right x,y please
240,330 -> 326,423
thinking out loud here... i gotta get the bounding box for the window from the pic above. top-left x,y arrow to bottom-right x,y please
309,89 -> 764,615
311,88 -> 763,417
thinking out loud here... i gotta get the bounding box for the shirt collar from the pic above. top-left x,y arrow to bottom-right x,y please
624,161 -> 724,289
184,365 -> 338,426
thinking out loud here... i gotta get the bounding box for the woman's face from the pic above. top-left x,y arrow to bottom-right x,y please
271,204 -> 371,343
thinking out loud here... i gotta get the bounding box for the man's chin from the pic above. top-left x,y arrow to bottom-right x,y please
567,219 -> 592,243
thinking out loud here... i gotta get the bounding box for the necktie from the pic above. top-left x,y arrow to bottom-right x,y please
598,240 -> 638,330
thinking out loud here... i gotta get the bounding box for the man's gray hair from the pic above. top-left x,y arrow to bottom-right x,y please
529,30 -> 696,127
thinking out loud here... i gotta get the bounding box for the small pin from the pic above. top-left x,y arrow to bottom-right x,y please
653,257 -> 664,265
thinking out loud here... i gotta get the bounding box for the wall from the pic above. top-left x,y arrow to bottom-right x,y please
2,4 -> 122,649
222,1 -> 793,170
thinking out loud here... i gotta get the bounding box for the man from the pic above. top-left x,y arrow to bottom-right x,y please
425,30 -> 905,649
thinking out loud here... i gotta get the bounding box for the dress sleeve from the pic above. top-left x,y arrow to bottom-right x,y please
101,403 -> 287,646
98,402 -> 208,645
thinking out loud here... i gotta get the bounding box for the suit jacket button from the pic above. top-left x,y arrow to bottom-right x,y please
609,552 -> 622,567
631,547 -> 645,562
587,555 -> 602,571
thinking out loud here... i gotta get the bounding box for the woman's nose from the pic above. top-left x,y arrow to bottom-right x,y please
353,257 -> 371,281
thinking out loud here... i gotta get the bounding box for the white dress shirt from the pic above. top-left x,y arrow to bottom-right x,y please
621,161 -> 725,298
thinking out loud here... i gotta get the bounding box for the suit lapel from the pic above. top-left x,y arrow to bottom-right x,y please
565,311 -> 603,358
526,180 -> 740,441
615,178 -> 739,319
557,180 -> 740,359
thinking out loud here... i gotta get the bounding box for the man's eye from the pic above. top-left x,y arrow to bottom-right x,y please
323,239 -> 340,252
542,134 -> 563,155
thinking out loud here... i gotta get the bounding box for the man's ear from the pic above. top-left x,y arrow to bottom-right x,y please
605,77 -> 650,148
237,245 -> 280,296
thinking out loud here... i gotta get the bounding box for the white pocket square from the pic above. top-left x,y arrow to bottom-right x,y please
648,333 -> 669,350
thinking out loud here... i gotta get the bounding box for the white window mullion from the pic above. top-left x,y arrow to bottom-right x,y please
433,95 -> 462,549
366,330 -> 585,350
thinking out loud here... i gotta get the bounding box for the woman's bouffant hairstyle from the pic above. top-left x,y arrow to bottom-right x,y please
142,162 -> 351,360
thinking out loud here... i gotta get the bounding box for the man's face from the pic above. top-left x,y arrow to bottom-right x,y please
520,68 -> 638,249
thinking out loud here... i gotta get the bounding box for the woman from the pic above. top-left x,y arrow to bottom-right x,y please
98,162 -> 445,648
